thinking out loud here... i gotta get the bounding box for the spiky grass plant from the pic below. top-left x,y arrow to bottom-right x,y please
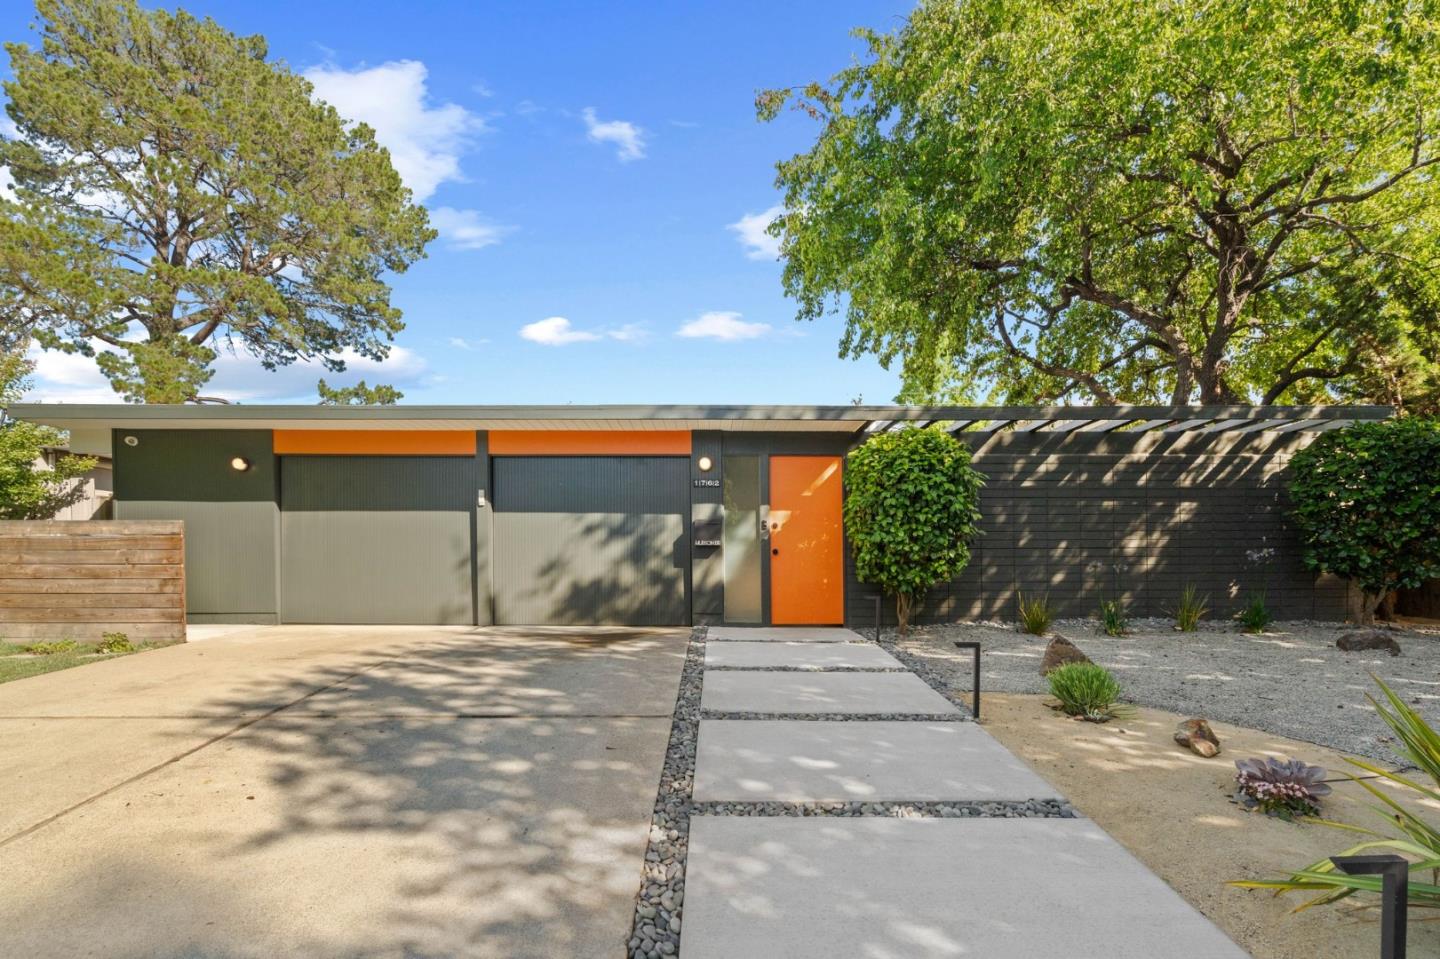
1234,677 -> 1440,909
1047,662 -> 1127,722
1170,584 -> 1209,632
1099,599 -> 1128,637
1235,592 -> 1273,634
1017,592 -> 1055,636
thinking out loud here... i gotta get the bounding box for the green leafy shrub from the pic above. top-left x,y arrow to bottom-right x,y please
1047,662 -> 1125,722
1169,584 -> 1209,632
1235,678 -> 1440,908
845,427 -> 984,633
1098,599 -> 1127,637
1235,592 -> 1273,634
24,639 -> 78,655
1016,592 -> 1054,636
96,632 -> 135,654
1289,418 -> 1440,622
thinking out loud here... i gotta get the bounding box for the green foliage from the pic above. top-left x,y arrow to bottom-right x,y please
1288,418 -> 1440,620
316,379 -> 403,405
1235,592 -> 1274,634
1234,678 -> 1440,909
0,0 -> 435,402
844,427 -> 984,632
1098,599 -> 1128,637
1016,592 -> 1054,637
23,639 -> 78,655
1047,662 -> 1125,723
96,632 -> 134,654
0,353 -> 96,518
760,0 -> 1440,406
1170,585 -> 1209,632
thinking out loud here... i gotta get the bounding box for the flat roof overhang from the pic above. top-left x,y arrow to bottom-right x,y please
7,402 -> 1392,435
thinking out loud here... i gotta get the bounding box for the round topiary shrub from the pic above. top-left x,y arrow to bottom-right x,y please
844,426 -> 984,632
1288,417 -> 1440,622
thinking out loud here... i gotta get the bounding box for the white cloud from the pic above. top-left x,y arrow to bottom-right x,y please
429,206 -> 508,250
676,311 -> 772,341
729,205 -> 783,261
606,324 -> 647,343
447,336 -> 488,351
582,107 -> 646,162
520,316 -> 601,346
304,60 -> 485,202
22,342 -> 429,403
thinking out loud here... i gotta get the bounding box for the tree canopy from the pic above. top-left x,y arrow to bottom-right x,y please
0,0 -> 433,402
317,378 -> 403,405
761,0 -> 1440,408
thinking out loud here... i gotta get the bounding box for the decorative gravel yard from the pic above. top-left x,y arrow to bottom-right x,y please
891,620 -> 1440,761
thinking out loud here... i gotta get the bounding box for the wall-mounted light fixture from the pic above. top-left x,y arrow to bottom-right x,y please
230,456 -> 252,472
697,455 -> 714,472
123,435 -> 139,447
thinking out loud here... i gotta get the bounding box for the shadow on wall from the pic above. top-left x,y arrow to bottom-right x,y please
0,628 -> 686,959
855,431 -> 1348,626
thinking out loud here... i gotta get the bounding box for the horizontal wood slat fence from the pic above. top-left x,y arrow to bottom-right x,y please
0,521 -> 185,642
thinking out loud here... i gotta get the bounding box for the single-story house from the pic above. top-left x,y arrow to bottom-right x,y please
10,403 -> 1388,628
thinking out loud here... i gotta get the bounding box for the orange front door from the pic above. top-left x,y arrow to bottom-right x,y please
769,455 -> 844,625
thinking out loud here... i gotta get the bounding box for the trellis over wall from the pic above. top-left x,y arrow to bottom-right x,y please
844,406 -> 1388,627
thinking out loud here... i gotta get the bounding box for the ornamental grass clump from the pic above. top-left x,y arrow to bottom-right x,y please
1170,584 -> 1209,632
1234,758 -> 1332,820
1098,599 -> 1128,637
1234,591 -> 1273,634
1017,592 -> 1054,636
1047,662 -> 1126,723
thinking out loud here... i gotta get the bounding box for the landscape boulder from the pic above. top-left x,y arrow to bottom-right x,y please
1336,629 -> 1402,657
1039,634 -> 1092,676
1175,718 -> 1221,758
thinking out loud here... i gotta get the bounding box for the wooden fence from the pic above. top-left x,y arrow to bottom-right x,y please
0,520 -> 186,643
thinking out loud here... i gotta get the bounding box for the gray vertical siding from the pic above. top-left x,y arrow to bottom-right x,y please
491,456 -> 690,625
691,431 -> 724,622
279,455 -> 476,625
113,429 -> 280,622
844,429 -> 1352,628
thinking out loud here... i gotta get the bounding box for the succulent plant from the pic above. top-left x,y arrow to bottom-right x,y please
1234,757 -> 1332,819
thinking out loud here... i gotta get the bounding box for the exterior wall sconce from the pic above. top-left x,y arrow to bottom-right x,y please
230,456 -> 252,472
697,456 -> 714,472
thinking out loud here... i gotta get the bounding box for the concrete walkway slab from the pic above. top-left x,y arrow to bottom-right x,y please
705,641 -> 903,671
701,672 -> 960,715
683,816 -> 1250,959
693,720 -> 1060,802
707,626 -> 866,643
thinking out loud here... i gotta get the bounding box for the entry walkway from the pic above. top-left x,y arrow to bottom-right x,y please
683,626 -> 1250,958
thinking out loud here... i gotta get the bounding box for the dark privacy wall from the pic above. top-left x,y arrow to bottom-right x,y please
844,429 -> 1352,628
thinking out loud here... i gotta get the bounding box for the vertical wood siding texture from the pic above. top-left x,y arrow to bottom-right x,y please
0,520 -> 186,641
845,430 -> 1352,627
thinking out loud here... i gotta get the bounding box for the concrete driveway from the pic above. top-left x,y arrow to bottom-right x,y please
0,625 -> 687,959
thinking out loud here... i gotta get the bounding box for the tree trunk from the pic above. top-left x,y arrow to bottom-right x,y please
895,593 -> 915,635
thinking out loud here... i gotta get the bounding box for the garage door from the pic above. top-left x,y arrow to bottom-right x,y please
280,456 -> 475,624
492,456 -> 689,625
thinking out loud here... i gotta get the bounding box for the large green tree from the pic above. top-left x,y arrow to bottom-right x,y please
761,0 -> 1440,407
0,0 -> 433,402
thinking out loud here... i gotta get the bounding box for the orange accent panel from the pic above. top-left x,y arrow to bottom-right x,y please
273,430 -> 476,456
769,455 -> 845,625
488,430 -> 692,456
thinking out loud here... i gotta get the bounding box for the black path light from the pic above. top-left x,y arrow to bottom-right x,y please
1330,854 -> 1408,959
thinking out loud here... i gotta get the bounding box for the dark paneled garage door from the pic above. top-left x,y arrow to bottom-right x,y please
492,456 -> 689,625
280,456 -> 475,624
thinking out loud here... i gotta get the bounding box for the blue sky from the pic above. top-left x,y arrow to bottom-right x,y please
7,0 -> 915,405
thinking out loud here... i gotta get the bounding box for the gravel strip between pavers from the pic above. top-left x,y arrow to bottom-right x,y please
699,710 -> 968,721
690,799 -> 1077,818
